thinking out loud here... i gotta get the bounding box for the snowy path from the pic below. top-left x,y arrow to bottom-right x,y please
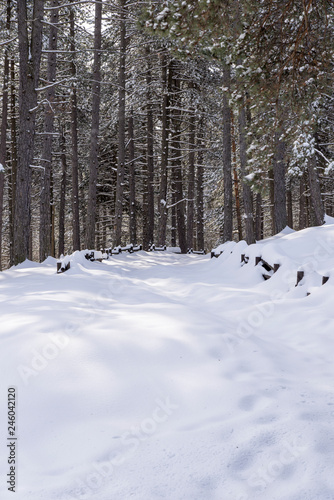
1,251 -> 334,500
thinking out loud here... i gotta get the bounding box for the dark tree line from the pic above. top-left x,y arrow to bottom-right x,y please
0,0 -> 333,268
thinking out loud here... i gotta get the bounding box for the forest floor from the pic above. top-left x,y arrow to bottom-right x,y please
1,227 -> 334,500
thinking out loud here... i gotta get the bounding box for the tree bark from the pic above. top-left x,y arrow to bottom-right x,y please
308,152 -> 325,226
268,165 -> 275,234
299,174 -> 307,230
39,0 -> 59,261
222,65 -> 233,242
128,110 -> 137,243
115,0 -> 126,246
171,186 -> 176,248
255,192 -> 263,241
157,53 -> 170,246
50,165 -> 55,257
70,2 -> 80,251
231,112 -> 242,241
143,47 -> 154,248
0,0 -> 10,270
171,62 -> 187,253
86,0 -> 102,248
287,181 -> 293,229
14,0 -> 44,265
58,127 -> 67,256
187,103 -> 196,250
0,55 -> 9,271
196,126 -> 205,251
238,103 -> 255,244
273,134 -> 287,233
9,57 -> 17,266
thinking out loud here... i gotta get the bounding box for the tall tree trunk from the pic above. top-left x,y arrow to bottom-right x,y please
308,151 -> 325,226
255,192 -> 263,241
50,166 -> 55,257
273,134 -> 287,233
128,110 -> 136,243
157,53 -> 170,246
268,166 -> 275,234
9,57 -> 17,266
196,126 -> 205,251
287,181 -> 293,229
0,59 -> 8,271
115,0 -> 126,246
58,127 -> 67,256
101,204 -> 107,249
171,186 -> 176,247
70,2 -> 80,251
187,104 -> 196,250
144,47 -> 154,248
299,174 -> 307,230
222,65 -> 233,242
14,0 -> 44,264
39,0 -> 59,261
238,103 -> 255,244
0,0 -> 10,269
86,0 -> 102,248
231,112 -> 242,241
171,62 -> 187,253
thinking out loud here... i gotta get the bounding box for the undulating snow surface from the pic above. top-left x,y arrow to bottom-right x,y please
2,225 -> 334,500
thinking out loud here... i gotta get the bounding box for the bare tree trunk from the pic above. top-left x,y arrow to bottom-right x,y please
0,1 -> 10,269
171,186 -> 176,247
58,127 -> 67,256
222,65 -> 233,242
86,0 -> 102,248
287,181 -> 293,229
299,174 -> 307,230
238,103 -> 254,244
101,204 -> 106,249
142,142 -> 149,250
128,110 -> 137,243
115,0 -> 126,246
268,166 -> 275,234
157,53 -> 170,246
273,134 -> 287,233
171,62 -> 187,253
14,0 -> 44,264
231,112 -> 242,241
145,47 -> 154,247
70,2 -> 80,251
39,0 -> 59,261
308,152 -> 325,226
9,57 -> 17,266
187,105 -> 196,250
196,128 -> 205,251
96,208 -> 101,250
50,166 -> 55,257
255,192 -> 263,241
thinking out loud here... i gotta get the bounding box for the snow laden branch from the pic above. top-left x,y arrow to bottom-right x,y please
35,78 -> 75,92
0,37 -> 17,47
164,198 -> 194,209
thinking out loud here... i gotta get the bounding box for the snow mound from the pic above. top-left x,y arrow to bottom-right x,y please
2,226 -> 334,500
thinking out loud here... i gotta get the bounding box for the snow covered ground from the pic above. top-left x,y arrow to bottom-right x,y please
1,224 -> 334,500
